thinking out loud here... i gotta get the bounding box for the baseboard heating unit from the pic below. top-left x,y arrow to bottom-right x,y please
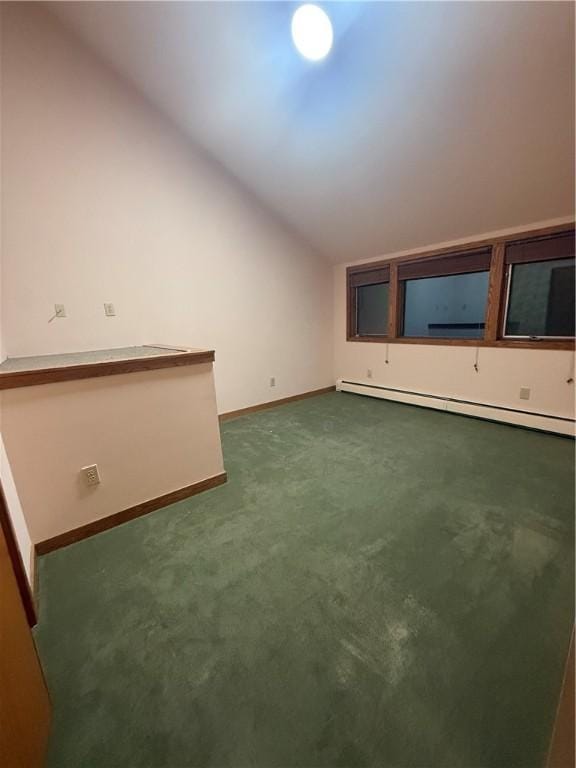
336,379 -> 575,437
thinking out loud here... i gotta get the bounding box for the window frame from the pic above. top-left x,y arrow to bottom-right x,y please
501,233 -> 575,341
346,223 -> 575,350
347,265 -> 391,340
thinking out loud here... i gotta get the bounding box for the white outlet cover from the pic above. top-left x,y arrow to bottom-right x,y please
55,304 -> 66,318
81,464 -> 101,486
104,303 -> 116,317
519,387 -> 531,400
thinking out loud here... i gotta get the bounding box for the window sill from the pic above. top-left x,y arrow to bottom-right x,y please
346,335 -> 575,350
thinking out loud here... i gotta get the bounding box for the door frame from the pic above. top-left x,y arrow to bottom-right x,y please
0,481 -> 37,626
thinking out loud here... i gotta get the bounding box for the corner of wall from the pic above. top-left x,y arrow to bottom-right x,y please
0,432 -> 34,587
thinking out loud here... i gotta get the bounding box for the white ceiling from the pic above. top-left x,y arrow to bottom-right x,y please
50,1 -> 574,263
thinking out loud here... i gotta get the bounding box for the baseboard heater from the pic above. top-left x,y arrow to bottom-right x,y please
336,379 -> 575,437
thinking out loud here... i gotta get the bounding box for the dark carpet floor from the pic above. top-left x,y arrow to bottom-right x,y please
35,392 -> 575,768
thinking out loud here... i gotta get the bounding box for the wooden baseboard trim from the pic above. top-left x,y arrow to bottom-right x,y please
35,472 -> 227,556
219,386 -> 336,422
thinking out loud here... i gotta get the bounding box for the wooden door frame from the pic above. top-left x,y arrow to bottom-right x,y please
547,628 -> 575,768
0,481 -> 37,626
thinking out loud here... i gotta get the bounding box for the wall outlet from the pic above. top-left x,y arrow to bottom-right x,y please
104,303 -> 116,317
270,377 -> 276,388
519,387 -> 531,401
55,304 -> 66,318
81,464 -> 101,486
367,369 -> 373,379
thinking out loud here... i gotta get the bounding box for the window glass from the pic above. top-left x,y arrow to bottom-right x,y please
357,283 -> 389,336
402,271 -> 489,339
505,258 -> 575,338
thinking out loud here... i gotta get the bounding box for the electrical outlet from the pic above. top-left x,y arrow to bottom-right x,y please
104,303 -> 116,317
81,464 -> 100,486
270,377 -> 276,388
367,369 -> 373,379
519,387 -> 531,401
55,304 -> 66,318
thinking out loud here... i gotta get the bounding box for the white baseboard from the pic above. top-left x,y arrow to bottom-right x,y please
336,380 -> 575,437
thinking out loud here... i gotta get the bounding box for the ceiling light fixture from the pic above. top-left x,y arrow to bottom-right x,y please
291,4 -> 333,62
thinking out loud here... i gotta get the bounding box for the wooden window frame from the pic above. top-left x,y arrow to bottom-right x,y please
346,223 -> 575,350
501,232 -> 575,341
347,265 -> 391,341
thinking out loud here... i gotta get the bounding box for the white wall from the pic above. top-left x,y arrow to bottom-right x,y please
0,434 -> 33,583
0,3 -> 3,367
0,4 -> 333,415
1,364 -> 224,544
0,5 -> 33,587
335,221 -> 576,421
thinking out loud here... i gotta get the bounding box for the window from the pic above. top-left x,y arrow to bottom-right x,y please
398,249 -> 491,339
348,265 -> 389,338
403,272 -> 489,339
357,283 -> 389,335
345,225 -> 575,350
503,234 -> 575,339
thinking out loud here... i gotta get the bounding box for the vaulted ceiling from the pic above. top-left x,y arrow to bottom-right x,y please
50,1 -> 574,263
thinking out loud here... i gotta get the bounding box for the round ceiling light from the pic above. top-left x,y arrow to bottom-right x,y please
291,4 -> 333,62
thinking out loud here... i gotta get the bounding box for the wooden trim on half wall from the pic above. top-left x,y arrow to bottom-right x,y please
219,386 -> 336,422
0,348 -> 215,391
35,472 -> 227,555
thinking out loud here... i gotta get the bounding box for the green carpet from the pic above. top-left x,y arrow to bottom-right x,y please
35,392 -> 575,768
